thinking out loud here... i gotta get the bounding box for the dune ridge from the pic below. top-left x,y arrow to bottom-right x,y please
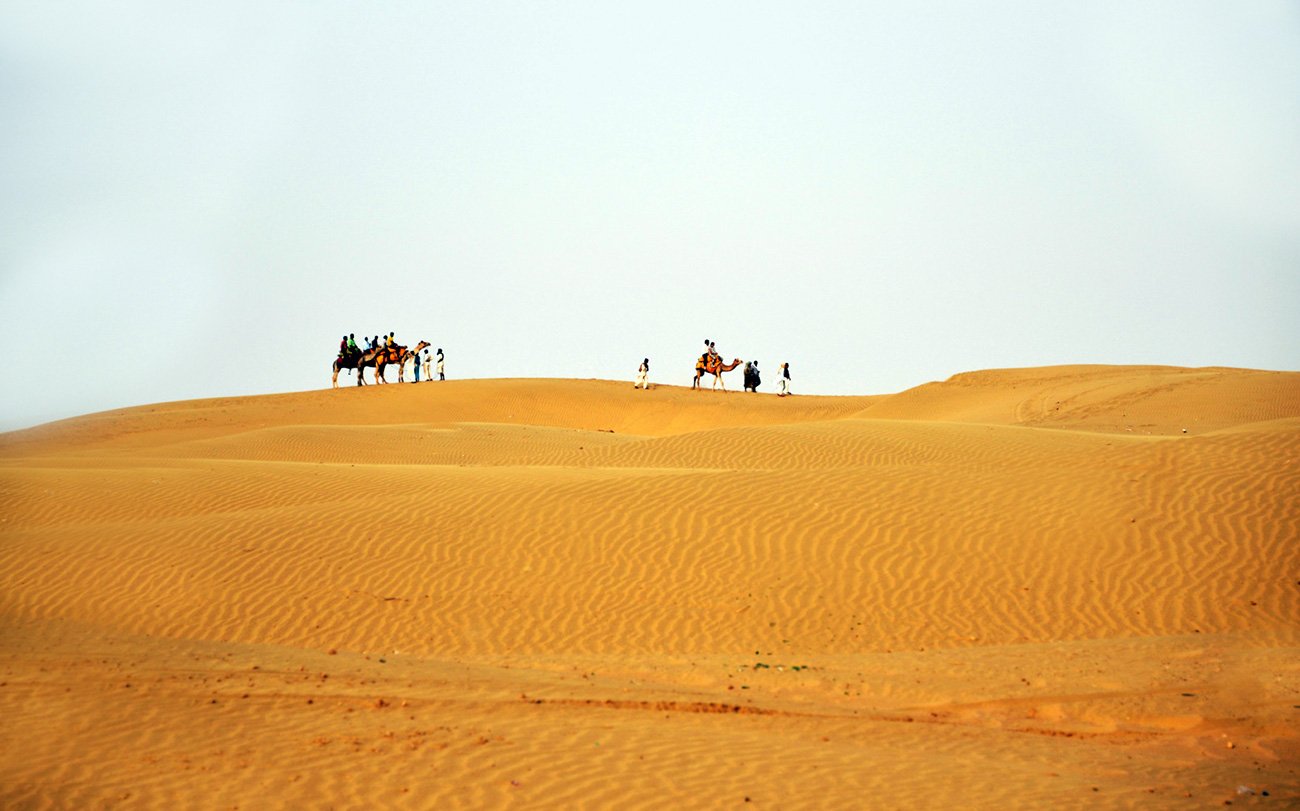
2,365 -> 1298,808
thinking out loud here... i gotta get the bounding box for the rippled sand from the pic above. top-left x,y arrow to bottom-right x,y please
2,366 -> 1297,808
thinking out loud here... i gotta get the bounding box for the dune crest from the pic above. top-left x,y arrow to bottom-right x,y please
860,364 -> 1298,434
2,366 -> 1297,808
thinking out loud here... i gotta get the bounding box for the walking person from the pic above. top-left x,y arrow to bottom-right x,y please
421,349 -> 431,382
777,362 -> 792,397
634,358 -> 650,390
436,348 -> 445,380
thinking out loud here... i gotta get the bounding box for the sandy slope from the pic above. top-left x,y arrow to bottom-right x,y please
1,366 -> 1297,809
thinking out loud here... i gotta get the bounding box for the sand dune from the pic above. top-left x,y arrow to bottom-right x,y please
2,366 -> 1298,808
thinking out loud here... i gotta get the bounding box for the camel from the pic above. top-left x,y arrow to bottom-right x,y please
332,349 -> 378,388
693,355 -> 743,391
377,340 -> 429,384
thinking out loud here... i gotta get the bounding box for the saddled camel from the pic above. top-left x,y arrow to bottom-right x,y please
377,340 -> 429,383
332,349 -> 378,388
693,355 -> 743,390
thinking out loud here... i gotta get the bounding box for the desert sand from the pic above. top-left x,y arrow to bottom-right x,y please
1,365 -> 1297,809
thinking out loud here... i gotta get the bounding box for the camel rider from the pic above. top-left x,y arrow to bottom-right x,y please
386,332 -> 396,349
347,334 -> 358,356
338,335 -> 349,358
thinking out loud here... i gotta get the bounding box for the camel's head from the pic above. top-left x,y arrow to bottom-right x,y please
414,340 -> 430,354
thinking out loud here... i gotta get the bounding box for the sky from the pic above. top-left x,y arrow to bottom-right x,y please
2,1 -> 1298,431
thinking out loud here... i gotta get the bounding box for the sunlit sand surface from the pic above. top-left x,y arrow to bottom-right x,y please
2,366 -> 1297,808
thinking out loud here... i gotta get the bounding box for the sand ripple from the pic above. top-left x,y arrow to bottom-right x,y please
2,367 -> 1297,808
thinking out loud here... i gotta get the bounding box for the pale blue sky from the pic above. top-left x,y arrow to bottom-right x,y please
2,2 -> 1298,431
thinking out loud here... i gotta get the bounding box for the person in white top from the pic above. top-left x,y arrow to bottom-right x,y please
421,349 -> 431,382
777,362 -> 792,397
634,358 -> 650,389
436,348 -> 445,380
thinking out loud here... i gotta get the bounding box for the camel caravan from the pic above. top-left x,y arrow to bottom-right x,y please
332,333 -> 429,387
332,333 -> 787,393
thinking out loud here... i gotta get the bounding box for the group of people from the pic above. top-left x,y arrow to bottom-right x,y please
336,332 -> 401,359
411,346 -> 446,382
335,333 -> 446,381
634,339 -> 791,395
741,359 -> 792,396
698,338 -> 791,396
335,332 -> 794,393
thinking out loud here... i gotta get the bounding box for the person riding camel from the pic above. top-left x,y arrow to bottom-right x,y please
347,333 -> 358,357
338,335 -> 349,358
